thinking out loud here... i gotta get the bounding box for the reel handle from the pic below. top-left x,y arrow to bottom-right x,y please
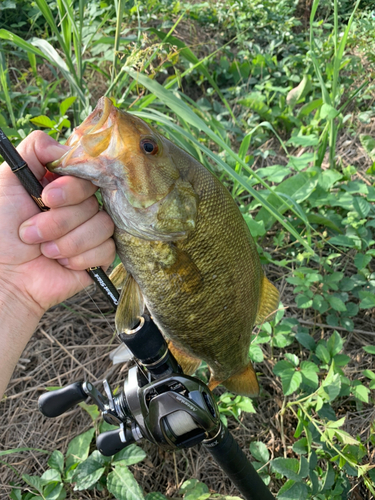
38,382 -> 87,418
97,426 -> 136,456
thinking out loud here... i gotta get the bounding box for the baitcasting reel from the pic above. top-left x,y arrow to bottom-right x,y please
38,315 -> 221,456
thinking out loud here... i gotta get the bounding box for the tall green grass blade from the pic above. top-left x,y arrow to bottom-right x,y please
131,108 -> 314,254
0,30 -> 86,104
112,0 -> 126,84
56,0 -> 72,59
33,0 -> 75,74
150,28 -> 237,123
30,38 -> 86,104
0,45 -> 16,128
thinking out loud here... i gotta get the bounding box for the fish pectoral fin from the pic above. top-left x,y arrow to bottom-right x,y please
168,341 -> 201,375
109,263 -> 128,288
115,273 -> 145,333
164,246 -> 203,293
255,275 -> 279,325
209,362 -> 260,397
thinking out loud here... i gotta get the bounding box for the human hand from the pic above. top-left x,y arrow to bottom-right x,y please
0,130 -> 116,320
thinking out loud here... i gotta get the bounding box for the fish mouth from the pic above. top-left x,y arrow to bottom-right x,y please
47,97 -> 115,171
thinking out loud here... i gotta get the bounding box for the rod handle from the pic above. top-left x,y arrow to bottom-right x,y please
204,426 -> 275,500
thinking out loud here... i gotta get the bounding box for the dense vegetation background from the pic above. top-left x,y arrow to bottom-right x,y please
0,0 -> 375,499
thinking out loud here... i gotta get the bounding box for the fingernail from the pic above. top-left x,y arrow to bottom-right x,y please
19,224 -> 42,243
57,258 -> 69,266
45,188 -> 65,206
42,241 -> 61,258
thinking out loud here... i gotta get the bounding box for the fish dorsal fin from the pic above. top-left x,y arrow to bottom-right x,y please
115,273 -> 145,333
109,263 -> 128,289
209,362 -> 260,397
255,275 -> 279,324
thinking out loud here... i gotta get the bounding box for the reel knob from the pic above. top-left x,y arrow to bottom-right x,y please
38,382 -> 87,418
97,424 -> 137,456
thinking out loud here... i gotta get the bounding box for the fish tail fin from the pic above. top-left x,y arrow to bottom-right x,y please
168,341 -> 202,375
208,362 -> 260,397
255,275 -> 279,324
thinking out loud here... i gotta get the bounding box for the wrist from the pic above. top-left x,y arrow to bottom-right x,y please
0,283 -> 42,399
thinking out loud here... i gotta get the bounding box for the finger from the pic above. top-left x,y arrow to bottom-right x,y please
0,131 -> 69,186
57,239 -> 116,270
19,196 -> 99,243
42,175 -> 98,208
40,211 -> 114,259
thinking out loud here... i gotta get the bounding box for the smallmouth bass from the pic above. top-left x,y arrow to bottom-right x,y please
48,97 -> 279,396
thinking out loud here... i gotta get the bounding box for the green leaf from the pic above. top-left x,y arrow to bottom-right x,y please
300,361 -> 319,389
329,235 -> 358,248
107,465 -> 145,500
270,457 -> 301,481
237,397 -> 256,414
359,292 -> 375,310
327,295 -> 347,312
47,450 -> 64,474
243,214 -> 266,238
145,494 -> 168,500
73,454 -> 105,491
351,383 -> 370,403
292,438 -> 308,455
44,482 -> 65,500
255,172 -> 317,230
359,134 -> 375,161
353,197 -> 371,218
362,369 -> 375,380
316,344 -> 331,364
321,374 -> 341,402
320,103 -> 339,120
296,294 -> 313,309
78,401 -> 100,421
60,96 -> 77,116
295,332 -> 316,351
40,469 -> 61,485
30,115 -> 56,128
22,474 -> 43,493
113,444 -> 146,465
354,253 -> 372,270
278,481 -> 308,499
250,441 -> 269,463
249,344 -> 264,363
65,428 -> 95,469
287,134 -> 319,147
273,360 -> 294,376
327,331 -> 344,357
318,170 -> 343,190
285,353 -> 299,367
287,75 -> 312,109
281,370 -> 302,396
298,98 -> 323,117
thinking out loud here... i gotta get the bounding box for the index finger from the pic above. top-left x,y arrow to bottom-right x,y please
0,130 -> 70,188
42,176 -> 98,208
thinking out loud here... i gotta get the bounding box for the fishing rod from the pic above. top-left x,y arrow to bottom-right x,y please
0,129 -> 275,500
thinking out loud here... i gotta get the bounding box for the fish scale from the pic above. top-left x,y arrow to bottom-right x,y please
48,96 -> 279,396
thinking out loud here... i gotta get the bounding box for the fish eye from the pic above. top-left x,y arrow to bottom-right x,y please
141,138 -> 158,155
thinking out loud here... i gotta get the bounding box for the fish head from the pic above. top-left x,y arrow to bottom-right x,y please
48,97 -> 197,240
